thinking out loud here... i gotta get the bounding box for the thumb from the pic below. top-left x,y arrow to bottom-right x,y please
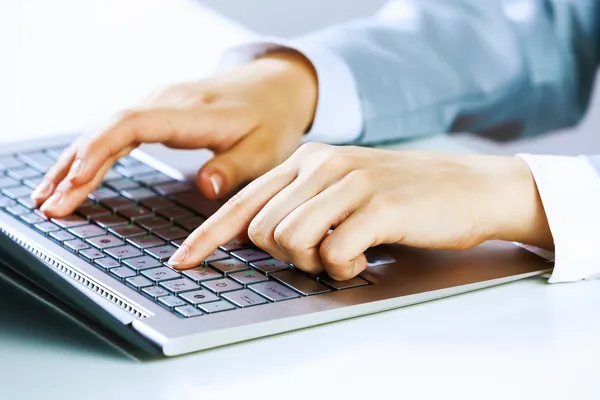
197,129 -> 281,200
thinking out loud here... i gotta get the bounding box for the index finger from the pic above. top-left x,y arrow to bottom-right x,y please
32,111 -> 146,206
36,107 -> 231,215
168,165 -> 297,269
59,107 -> 225,187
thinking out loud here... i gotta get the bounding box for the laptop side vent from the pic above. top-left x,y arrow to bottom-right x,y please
0,226 -> 149,319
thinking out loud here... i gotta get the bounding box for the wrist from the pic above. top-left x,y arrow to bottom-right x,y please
479,156 -> 554,249
255,51 -> 318,133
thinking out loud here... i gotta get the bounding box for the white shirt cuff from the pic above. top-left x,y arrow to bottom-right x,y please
218,37 -> 363,144
517,154 -> 600,283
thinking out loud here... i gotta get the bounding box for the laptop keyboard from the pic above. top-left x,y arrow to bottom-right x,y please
0,147 -> 369,318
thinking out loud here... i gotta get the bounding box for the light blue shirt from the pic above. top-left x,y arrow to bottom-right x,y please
297,0 -> 600,146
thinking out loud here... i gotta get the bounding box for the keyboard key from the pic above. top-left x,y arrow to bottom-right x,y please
118,206 -> 154,221
126,275 -> 153,290
158,295 -> 187,309
32,209 -> 49,220
43,146 -> 68,159
93,214 -> 129,228
134,172 -> 174,186
0,176 -> 20,189
1,185 -> 33,199
64,239 -> 90,253
229,269 -> 269,286
79,248 -> 105,261
123,256 -> 162,271
222,289 -> 268,308
173,216 -> 205,230
109,223 -> 146,239
86,234 -> 125,249
110,266 -> 137,280
231,249 -> 271,263
209,258 -> 248,275
135,216 -> 171,231
171,191 -> 220,217
198,300 -> 236,314
145,244 -> 178,262
116,164 -> 155,178
154,226 -> 189,241
154,181 -> 191,196
19,212 -> 46,225
5,204 -> 29,216
141,267 -> 181,282
79,199 -> 95,208
271,269 -> 332,296
22,176 -> 45,189
89,187 -> 119,201
171,238 -> 185,248
17,152 -> 55,172
126,234 -> 165,249
34,221 -> 60,234
156,205 -> 193,221
179,289 -> 220,305
0,195 -> 16,208
116,155 -> 142,167
249,281 -> 300,302
139,196 -> 175,211
77,203 -> 111,219
320,276 -> 369,290
94,257 -> 121,271
68,224 -> 106,239
17,196 -> 36,209
201,278 -> 242,294
160,278 -> 200,294
204,249 -> 229,263
100,170 -> 120,182
251,259 -> 291,275
105,178 -> 139,192
0,156 -> 23,170
182,266 -> 222,283
175,305 -> 204,318
100,196 -> 135,211
219,238 -> 253,252
49,229 -> 76,243
7,166 -> 41,181
142,285 -> 169,300
105,245 -> 143,260
41,150 -> 57,160
52,215 -> 88,229
120,188 -> 156,200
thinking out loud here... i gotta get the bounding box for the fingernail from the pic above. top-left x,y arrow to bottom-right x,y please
68,159 -> 84,179
31,179 -> 53,200
40,192 -> 63,213
209,173 -> 223,196
169,245 -> 188,267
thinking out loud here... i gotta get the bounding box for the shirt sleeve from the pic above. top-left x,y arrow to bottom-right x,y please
218,38 -> 363,144
517,154 -> 600,283
293,0 -> 600,145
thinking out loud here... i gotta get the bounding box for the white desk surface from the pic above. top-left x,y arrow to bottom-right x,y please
2,1 -> 600,399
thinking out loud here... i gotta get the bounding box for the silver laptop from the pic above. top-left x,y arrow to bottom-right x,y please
0,133 -> 552,356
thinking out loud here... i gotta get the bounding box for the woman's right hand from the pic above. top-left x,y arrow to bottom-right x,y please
32,52 -> 318,218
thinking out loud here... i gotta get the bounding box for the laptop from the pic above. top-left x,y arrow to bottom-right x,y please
0,133 -> 552,356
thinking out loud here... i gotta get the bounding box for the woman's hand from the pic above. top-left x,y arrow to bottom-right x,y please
169,143 -> 553,280
32,52 -> 318,217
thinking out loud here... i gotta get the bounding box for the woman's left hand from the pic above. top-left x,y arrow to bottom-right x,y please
169,143 -> 553,280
